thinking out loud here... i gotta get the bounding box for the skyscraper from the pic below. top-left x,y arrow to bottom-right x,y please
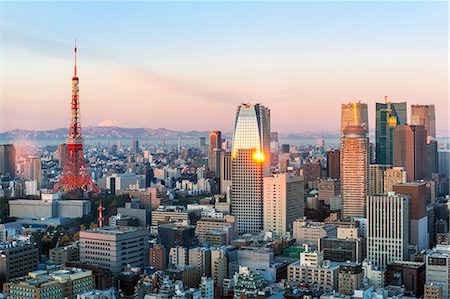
340,125 -> 369,218
411,104 -> 436,140
0,144 -> 16,179
367,192 -> 409,269
231,103 -> 270,234
208,131 -> 222,177
383,167 -> 407,193
132,140 -> 139,154
375,100 -> 407,164
263,173 -> 304,237
369,164 -> 391,195
326,149 -> 340,179
220,151 -> 232,196
393,125 -> 427,181
341,102 -> 369,136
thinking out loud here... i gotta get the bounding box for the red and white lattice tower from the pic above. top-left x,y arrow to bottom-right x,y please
97,200 -> 105,228
54,43 -> 98,193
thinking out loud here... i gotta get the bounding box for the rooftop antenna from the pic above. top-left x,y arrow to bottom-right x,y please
74,39 -> 77,78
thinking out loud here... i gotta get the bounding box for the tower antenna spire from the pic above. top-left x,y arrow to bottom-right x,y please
74,39 -> 77,78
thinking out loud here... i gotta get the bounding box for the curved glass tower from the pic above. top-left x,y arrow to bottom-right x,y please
231,103 -> 270,234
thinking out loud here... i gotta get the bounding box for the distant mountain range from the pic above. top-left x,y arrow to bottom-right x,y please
0,126 -> 213,140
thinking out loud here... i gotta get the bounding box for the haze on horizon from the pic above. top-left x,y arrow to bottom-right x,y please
1,1 -> 448,134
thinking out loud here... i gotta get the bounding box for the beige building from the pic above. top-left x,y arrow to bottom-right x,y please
424,283 -> 443,299
196,218 -> 234,244
338,262 -> 363,295
292,219 -> 337,247
263,173 -> 304,237
318,178 -> 340,205
49,242 -> 79,265
369,164 -> 391,195
288,250 -> 339,292
340,125 -> 369,218
383,167 -> 407,193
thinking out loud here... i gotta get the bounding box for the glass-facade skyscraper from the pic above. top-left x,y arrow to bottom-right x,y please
231,103 -> 270,234
375,101 -> 407,164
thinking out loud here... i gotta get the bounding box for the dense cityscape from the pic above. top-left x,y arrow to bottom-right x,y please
0,39 -> 449,299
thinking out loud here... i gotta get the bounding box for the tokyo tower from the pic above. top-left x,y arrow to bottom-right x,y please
54,44 -> 98,193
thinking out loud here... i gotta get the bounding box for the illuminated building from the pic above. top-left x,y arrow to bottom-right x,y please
231,103 -> 270,234
383,167 -> 406,193
340,102 -> 369,136
375,99 -> 407,164
411,104 -> 436,139
340,125 -> 369,218
369,164 -> 391,195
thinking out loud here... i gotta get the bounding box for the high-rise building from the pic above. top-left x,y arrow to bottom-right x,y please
340,125 -> 369,218
199,137 -> 206,147
219,152 -> 232,196
393,182 -> 428,250
338,262 -> 364,295
383,167 -> 407,193
58,143 -> 68,168
0,144 -> 16,179
369,164 -> 391,195
341,102 -> 369,136
149,244 -> 167,271
132,139 -> 139,154
0,240 -> 39,285
26,157 -> 42,188
208,131 -> 222,177
263,173 -> 304,237
367,193 -> 409,269
318,178 -> 340,205
231,103 -> 270,234
326,149 -> 340,179
209,131 -> 222,150
375,100 -> 407,165
393,125 -> 427,181
427,139 -> 439,178
411,104 -> 436,139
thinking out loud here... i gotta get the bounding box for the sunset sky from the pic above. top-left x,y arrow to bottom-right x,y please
1,1 -> 448,134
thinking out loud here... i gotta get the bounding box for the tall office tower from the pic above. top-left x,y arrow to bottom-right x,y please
393,182 -> 428,250
58,143 -> 68,168
393,125 -> 427,181
427,139 -> 439,178
340,125 -> 369,218
231,103 -> 270,234
383,167 -> 407,193
369,164 -> 391,195
220,151 -> 232,196
54,46 -> 98,193
208,131 -> 222,177
132,140 -> 139,154
411,104 -> 436,139
263,173 -> 304,237
26,157 -> 42,187
367,193 -> 409,269
341,102 -> 369,136
209,131 -> 222,150
0,144 -> 16,179
326,149 -> 340,179
375,100 -> 407,164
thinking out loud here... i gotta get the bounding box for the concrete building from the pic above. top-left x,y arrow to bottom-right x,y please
158,224 -> 198,259
0,144 -> 16,179
340,125 -> 369,218
105,173 -> 146,193
393,124 -> 427,181
49,242 -> 79,265
168,246 -> 189,269
149,244 -> 166,271
4,267 -> 94,299
219,151 -> 232,196
424,283 -> 444,299
367,193 -> 409,269
231,103 -> 270,234
196,218 -> 234,245
9,193 -> 91,219
425,245 -> 450,298
385,261 -> 425,297
318,178 -> 340,205
210,245 -> 238,288
0,240 -> 39,285
369,164 -> 391,195
393,182 -> 428,251
338,262 -> 363,295
383,167 -> 407,193
326,149 -> 340,179
319,235 -> 364,263
287,250 -> 339,292
151,206 -> 198,226
263,173 -> 304,237
292,219 -> 337,247
79,226 -> 149,274
189,247 -> 211,286
117,202 -> 149,228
